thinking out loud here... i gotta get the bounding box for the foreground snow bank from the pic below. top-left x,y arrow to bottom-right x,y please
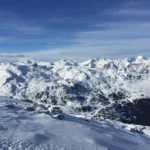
0,97 -> 150,150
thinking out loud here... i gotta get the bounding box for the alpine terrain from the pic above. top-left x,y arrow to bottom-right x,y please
0,56 -> 150,149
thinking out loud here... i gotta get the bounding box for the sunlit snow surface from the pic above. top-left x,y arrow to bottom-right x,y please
0,97 -> 150,150
0,57 -> 150,105
0,56 -> 150,149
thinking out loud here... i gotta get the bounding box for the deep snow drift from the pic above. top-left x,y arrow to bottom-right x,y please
0,96 -> 150,150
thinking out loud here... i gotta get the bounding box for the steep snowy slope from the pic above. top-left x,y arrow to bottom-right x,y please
0,56 -> 150,125
0,97 -> 150,150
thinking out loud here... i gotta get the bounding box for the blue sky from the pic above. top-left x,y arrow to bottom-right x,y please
0,0 -> 150,60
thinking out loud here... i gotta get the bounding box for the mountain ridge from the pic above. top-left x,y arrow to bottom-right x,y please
0,56 -> 150,125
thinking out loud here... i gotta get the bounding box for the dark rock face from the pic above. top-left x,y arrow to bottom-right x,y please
67,82 -> 90,96
108,91 -> 126,101
95,103 -> 136,124
5,104 -> 15,108
52,114 -> 65,120
129,98 -> 150,126
26,106 -> 35,111
56,114 -> 65,120
76,106 -> 93,112
95,98 -> 150,126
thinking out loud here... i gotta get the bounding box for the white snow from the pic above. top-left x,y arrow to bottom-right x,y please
0,56 -> 149,104
1,56 -> 150,149
0,96 -> 150,150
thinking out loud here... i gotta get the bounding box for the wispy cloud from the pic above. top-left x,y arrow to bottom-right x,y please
23,20 -> 150,60
0,10 -> 46,35
0,22 -> 46,35
78,22 -> 150,39
104,9 -> 150,16
1,1 -> 150,60
23,43 -> 150,61
0,36 -> 10,43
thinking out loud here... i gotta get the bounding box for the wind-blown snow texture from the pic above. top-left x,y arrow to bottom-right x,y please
0,96 -> 150,150
0,56 -> 150,125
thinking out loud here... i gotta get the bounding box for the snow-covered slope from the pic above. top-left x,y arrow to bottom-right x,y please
0,56 -> 150,125
0,96 -> 150,150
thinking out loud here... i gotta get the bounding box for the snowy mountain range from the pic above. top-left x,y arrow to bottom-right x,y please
0,56 -> 150,126
1,56 -> 150,149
